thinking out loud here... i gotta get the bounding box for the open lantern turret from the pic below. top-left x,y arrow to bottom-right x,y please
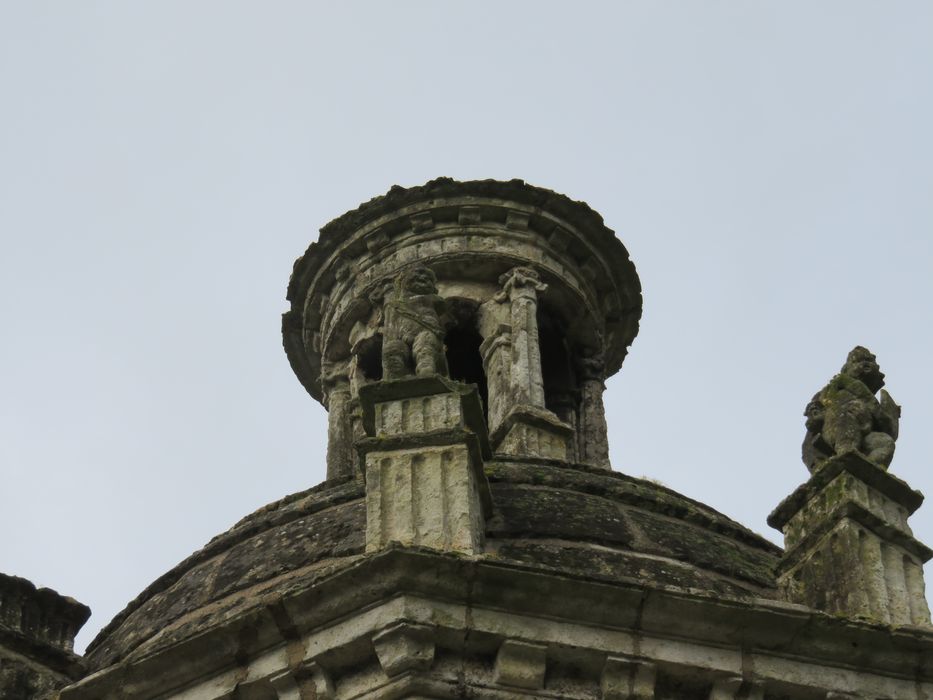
283,178 -> 643,479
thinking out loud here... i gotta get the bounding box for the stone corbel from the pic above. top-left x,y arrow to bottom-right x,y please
494,638 -> 548,690
267,661 -> 335,700
708,676 -> 743,700
601,655 -> 656,700
372,622 -> 435,677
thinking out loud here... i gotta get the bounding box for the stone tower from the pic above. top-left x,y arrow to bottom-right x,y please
57,179 -> 932,700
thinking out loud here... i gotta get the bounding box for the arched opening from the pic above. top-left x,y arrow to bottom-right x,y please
445,299 -> 488,418
355,334 -> 383,382
538,308 -> 577,425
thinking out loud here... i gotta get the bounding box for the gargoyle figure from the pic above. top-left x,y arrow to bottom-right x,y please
802,346 -> 901,472
381,265 -> 449,379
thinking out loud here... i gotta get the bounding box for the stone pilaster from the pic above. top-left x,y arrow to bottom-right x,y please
769,451 -> 932,626
356,376 -> 492,555
322,359 -> 354,481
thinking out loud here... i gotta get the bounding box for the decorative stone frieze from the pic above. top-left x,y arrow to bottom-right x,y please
357,376 -> 492,555
494,638 -> 547,689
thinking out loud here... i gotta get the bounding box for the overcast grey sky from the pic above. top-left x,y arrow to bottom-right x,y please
2,3 -> 931,653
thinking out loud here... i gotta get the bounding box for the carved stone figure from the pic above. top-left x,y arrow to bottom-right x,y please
802,346 -> 900,472
381,265 -> 449,379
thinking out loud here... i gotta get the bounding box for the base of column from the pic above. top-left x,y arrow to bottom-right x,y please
490,405 -> 573,461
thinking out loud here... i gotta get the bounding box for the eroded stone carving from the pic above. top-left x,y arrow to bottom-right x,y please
802,346 -> 900,472
381,266 -> 449,380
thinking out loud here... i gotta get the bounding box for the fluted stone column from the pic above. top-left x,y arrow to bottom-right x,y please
497,267 -> 547,409
576,352 -> 610,469
482,267 -> 574,460
478,321 -> 512,437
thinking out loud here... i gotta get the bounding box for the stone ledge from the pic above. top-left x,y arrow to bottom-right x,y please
61,548 -> 933,700
768,452 -> 924,531
0,625 -> 87,681
358,376 -> 490,459
0,573 -> 89,654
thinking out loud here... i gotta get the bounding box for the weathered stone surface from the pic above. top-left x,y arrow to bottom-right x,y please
57,180 -> 933,700
284,178 -> 642,408
0,573 -> 89,699
284,178 -> 642,469
85,479 -> 366,668
486,460 -> 780,590
381,266 -> 448,380
772,451 -> 931,627
494,639 -> 547,689
802,347 -> 900,472
63,548 -> 933,700
364,444 -> 485,554
372,623 -> 434,677
83,457 -> 787,676
601,656 -> 656,700
576,350 -> 611,469
358,377 -> 491,555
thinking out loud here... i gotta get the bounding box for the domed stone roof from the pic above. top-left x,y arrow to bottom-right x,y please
86,179 -> 780,674
84,461 -> 780,671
